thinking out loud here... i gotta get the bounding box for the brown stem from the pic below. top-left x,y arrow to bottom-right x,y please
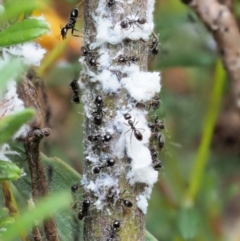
182,0 -> 240,109
2,181 -> 18,216
17,73 -> 59,241
24,128 -> 59,241
218,0 -> 234,10
82,1 -> 150,240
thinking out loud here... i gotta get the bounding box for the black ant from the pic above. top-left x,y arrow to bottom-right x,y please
107,0 -> 115,7
87,53 -> 103,67
88,134 -> 112,145
150,147 -> 162,170
148,117 -> 165,134
157,133 -> 165,150
92,95 -> 105,125
106,186 -> 118,203
81,45 -> 97,57
61,2 -> 82,39
81,45 -> 103,67
118,55 -> 139,66
120,12 -> 146,30
78,199 -> 91,220
135,102 -> 146,110
69,77 -> 81,104
123,113 -> 144,141
106,220 -> 121,241
118,190 -> 133,208
71,184 -> 82,193
149,32 -> 159,56
148,94 -> 161,111
93,158 -> 115,174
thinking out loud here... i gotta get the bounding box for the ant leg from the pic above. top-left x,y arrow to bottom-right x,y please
73,28 -> 82,32
124,128 -> 131,135
130,130 -> 133,144
72,34 -> 84,38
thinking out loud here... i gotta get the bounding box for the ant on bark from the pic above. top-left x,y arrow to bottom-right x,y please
92,95 -> 106,125
123,113 -> 144,141
106,220 -> 121,241
120,12 -> 146,30
92,158 -> 115,174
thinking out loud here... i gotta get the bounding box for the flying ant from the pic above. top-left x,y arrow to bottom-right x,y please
92,158 -> 115,174
78,199 -> 91,220
92,95 -> 105,125
150,147 -> 162,170
149,32 -> 159,56
60,2 -> 83,39
123,113 -> 144,141
118,55 -> 139,66
106,220 -> 121,241
69,77 -> 81,104
148,94 -> 161,111
148,117 -> 165,134
120,12 -> 146,30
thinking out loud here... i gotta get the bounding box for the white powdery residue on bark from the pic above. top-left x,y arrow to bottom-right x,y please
136,194 -> 148,214
0,80 -> 30,139
90,0 -> 152,48
82,0 -> 161,220
84,174 -> 119,210
0,41 -> 47,138
98,69 -> 121,93
121,71 -> 161,101
146,0 -> 156,30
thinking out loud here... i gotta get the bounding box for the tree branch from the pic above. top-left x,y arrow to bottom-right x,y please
182,0 -> 240,109
18,74 -> 59,241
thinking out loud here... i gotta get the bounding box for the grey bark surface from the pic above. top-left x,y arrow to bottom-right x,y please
82,1 -> 149,240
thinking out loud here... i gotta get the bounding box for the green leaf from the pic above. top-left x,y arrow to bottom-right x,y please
0,160 -> 22,181
0,191 -> 72,241
0,108 -> 35,145
0,19 -> 49,47
0,59 -> 25,96
0,217 -> 15,237
14,153 -> 82,241
177,207 -> 200,240
0,0 -> 47,22
145,230 -> 158,241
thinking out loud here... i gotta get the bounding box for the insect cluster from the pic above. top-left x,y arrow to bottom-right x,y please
64,0 -> 162,239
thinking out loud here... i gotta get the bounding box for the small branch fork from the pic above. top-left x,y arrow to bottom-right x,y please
182,0 -> 240,109
24,128 -> 59,241
17,74 -> 59,241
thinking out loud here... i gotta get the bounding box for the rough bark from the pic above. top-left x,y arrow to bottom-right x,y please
82,1 -> 150,240
182,0 -> 240,110
18,74 -> 59,241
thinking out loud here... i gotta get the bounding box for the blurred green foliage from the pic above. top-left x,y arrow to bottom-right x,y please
1,0 -> 240,241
